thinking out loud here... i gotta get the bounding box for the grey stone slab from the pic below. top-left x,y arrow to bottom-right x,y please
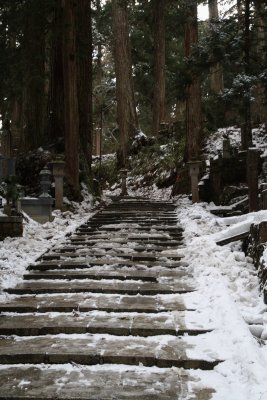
67,238 -> 183,246
28,259 -> 188,271
0,334 -> 220,369
0,365 -> 215,400
42,252 -> 183,262
24,268 -> 191,281
70,234 -> 183,242
0,293 -> 190,313
55,243 -> 183,254
0,311 -> 211,337
6,279 -> 195,295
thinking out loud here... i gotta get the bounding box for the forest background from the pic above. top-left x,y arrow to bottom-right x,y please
0,0 -> 266,199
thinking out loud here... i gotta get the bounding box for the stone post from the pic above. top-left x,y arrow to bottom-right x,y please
187,161 -> 201,203
261,185 -> 267,210
120,169 -> 128,196
247,149 -> 260,212
223,138 -> 231,159
95,129 -> 101,156
52,157 -> 65,210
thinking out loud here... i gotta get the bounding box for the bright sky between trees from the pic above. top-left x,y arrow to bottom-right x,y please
198,0 -> 236,21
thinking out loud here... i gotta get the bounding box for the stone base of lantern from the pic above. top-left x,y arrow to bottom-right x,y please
19,197 -> 54,224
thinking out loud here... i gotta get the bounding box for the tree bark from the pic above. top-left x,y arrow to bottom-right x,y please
95,0 -> 103,157
184,1 -> 202,162
48,2 -> 65,146
112,0 -> 138,168
208,0 -> 224,93
241,0 -> 252,150
62,0 -> 80,197
75,0 -> 93,180
152,0 -> 166,136
252,1 -> 267,125
22,3 -> 46,150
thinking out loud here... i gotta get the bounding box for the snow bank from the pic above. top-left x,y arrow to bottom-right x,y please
0,188 -> 95,296
176,197 -> 267,399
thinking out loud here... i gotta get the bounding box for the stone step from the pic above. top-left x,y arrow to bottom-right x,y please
6,279 -> 195,295
99,211 -> 177,216
54,243 -> 183,254
0,293 -> 190,313
0,365 -> 215,400
28,259 -> 188,271
70,235 -> 184,243
0,311 -> 211,337
107,204 -> 176,209
0,334 -> 221,369
89,218 -> 178,223
41,252 -> 183,262
24,268 -> 190,281
79,225 -> 183,232
84,221 -> 178,227
70,234 -> 183,241
89,213 -> 177,217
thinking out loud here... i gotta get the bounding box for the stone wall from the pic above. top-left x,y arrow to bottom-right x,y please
0,216 -> 23,240
209,153 -> 247,204
246,221 -> 267,302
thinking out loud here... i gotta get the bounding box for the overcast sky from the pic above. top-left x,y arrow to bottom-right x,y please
198,0 -> 236,21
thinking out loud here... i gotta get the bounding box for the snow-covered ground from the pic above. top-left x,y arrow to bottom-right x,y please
1,185 -> 267,398
0,189 -> 96,296
176,197 -> 267,400
204,124 -> 267,159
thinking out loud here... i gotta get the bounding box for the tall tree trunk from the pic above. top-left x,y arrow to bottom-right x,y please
48,2 -> 65,147
95,0 -> 103,157
241,0 -> 252,149
208,0 -> 224,93
62,0 -> 80,198
10,97 -> 22,154
112,0 -> 138,168
75,0 -> 93,181
184,1 -> 202,162
22,3 -> 46,150
252,1 -> 267,125
152,0 -> 166,135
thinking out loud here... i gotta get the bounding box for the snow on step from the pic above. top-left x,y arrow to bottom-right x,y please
0,293 -> 190,313
0,310 -> 212,337
0,333 -> 221,369
24,267 -> 191,281
6,278 -> 195,295
28,259 -> 188,270
41,251 -> 183,261
0,364 -> 215,400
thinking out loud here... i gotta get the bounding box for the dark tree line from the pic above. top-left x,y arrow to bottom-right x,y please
0,0 -> 267,196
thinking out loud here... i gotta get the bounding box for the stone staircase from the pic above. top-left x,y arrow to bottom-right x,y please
0,197 -> 220,399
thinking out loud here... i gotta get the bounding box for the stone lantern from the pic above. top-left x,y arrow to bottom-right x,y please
39,167 -> 52,198
52,156 -> 65,210
187,160 -> 202,203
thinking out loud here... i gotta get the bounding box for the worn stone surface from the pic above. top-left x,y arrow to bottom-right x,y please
24,267 -> 191,281
41,251 -> 183,262
0,335 -> 219,369
28,259 -> 188,270
0,311 -> 211,336
0,293 -> 190,313
6,279 -> 195,295
0,366 -> 215,400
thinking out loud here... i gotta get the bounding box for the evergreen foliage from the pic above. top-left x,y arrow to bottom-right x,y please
0,0 -> 267,195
